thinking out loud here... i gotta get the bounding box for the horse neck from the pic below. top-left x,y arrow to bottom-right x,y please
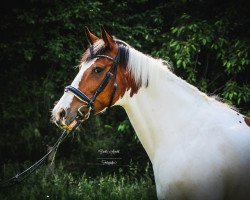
117,61 -> 211,161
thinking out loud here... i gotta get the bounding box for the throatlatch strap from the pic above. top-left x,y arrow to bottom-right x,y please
108,48 -> 120,107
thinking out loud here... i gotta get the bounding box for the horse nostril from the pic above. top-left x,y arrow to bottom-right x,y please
59,108 -> 66,119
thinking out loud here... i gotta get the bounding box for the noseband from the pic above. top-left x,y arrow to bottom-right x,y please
64,47 -> 120,117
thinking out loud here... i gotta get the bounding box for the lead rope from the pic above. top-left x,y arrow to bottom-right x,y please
0,119 -> 82,189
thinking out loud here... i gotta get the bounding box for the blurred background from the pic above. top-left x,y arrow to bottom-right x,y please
0,0 -> 249,199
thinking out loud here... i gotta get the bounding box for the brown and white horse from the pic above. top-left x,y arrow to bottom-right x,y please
52,28 -> 250,200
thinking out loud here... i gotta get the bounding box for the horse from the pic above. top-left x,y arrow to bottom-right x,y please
52,27 -> 250,200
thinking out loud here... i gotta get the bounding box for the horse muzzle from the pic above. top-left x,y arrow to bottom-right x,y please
52,104 -> 91,131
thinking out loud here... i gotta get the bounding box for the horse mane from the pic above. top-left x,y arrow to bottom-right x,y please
126,45 -> 171,87
80,38 -> 235,111
115,40 -> 235,111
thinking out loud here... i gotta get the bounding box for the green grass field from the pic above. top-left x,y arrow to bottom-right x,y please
0,164 -> 157,200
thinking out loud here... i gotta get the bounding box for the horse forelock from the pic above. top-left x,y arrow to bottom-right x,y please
80,39 -> 130,68
80,40 -> 105,64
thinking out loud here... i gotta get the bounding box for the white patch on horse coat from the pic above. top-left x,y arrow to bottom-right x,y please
115,45 -> 250,200
52,59 -> 96,122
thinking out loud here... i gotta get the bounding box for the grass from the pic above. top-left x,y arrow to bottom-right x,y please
0,163 -> 157,200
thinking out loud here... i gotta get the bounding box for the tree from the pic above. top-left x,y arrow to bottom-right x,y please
0,0 -> 249,173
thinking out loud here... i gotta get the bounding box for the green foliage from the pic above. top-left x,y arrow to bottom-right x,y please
154,12 -> 250,111
0,163 -> 156,200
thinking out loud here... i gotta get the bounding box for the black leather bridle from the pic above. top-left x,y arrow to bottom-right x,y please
0,44 -> 124,189
64,47 -> 120,118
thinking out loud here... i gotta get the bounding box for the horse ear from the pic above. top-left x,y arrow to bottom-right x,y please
100,26 -> 115,49
85,27 -> 99,45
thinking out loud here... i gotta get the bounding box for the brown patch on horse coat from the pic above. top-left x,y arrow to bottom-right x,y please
69,42 -> 140,115
80,40 -> 140,112
89,55 -> 140,113
244,117 -> 250,127
69,28 -> 143,116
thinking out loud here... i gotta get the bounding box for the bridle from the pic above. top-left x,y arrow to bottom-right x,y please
64,45 -> 121,118
0,45 -> 120,187
0,42 -> 126,189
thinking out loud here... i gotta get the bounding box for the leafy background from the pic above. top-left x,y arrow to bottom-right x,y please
0,0 -> 249,199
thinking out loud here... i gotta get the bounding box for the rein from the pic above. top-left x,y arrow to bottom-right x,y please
0,118 -> 81,189
64,46 -> 121,117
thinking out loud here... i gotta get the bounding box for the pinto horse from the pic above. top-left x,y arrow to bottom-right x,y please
52,27 -> 250,200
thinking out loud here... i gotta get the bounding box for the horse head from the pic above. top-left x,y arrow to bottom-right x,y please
52,27 -> 138,130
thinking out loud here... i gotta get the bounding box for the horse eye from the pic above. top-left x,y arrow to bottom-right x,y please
93,67 -> 103,74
